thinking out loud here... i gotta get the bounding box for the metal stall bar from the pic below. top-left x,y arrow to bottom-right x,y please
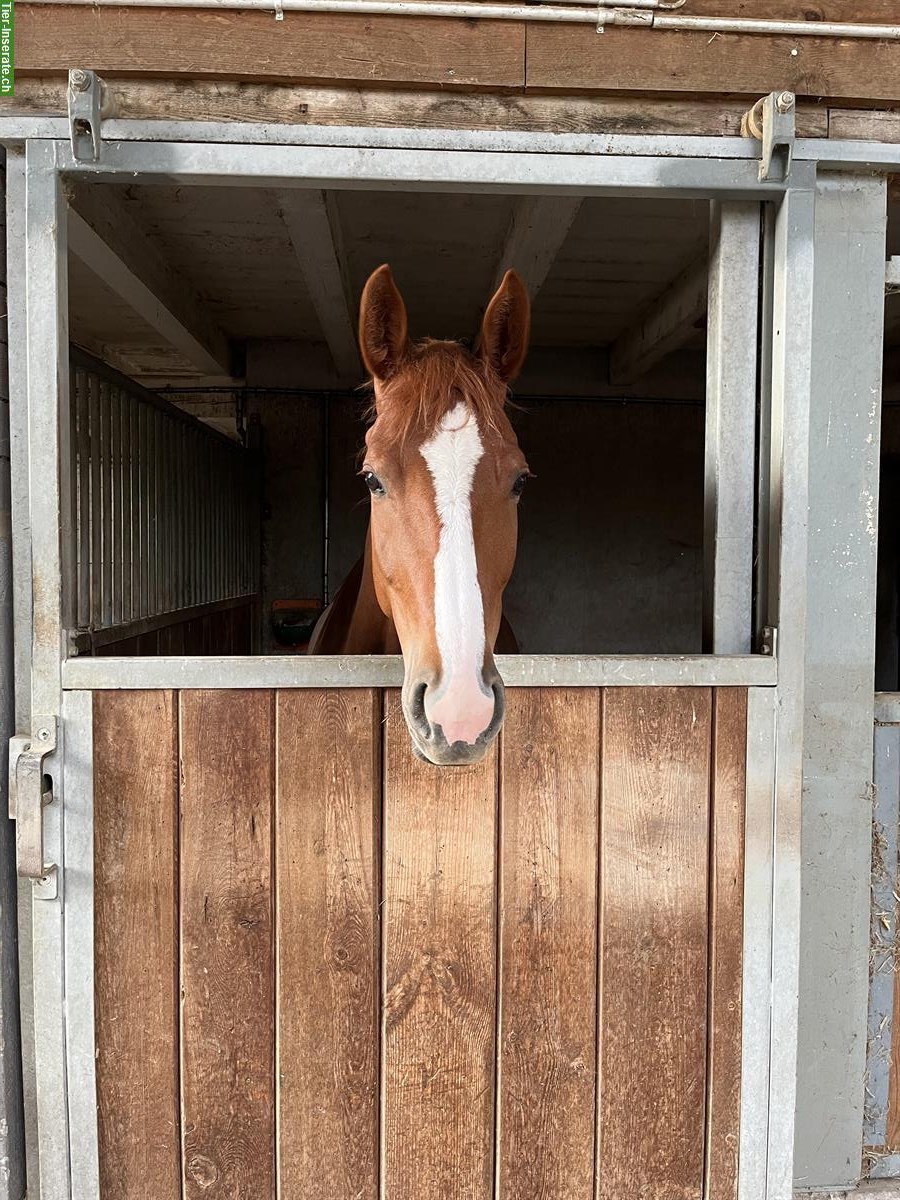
22,137 -> 72,1200
61,689 -> 98,1198
793,174 -> 888,1190
703,200 -> 760,655
764,183 -> 815,1200
5,143 -> 39,1199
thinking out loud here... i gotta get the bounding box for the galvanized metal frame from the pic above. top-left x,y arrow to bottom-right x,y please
4,125 -> 818,1200
793,174 -> 888,1190
704,200 -> 760,654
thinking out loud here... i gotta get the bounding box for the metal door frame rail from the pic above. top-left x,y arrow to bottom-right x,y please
7,131 -> 813,1200
61,652 -> 778,690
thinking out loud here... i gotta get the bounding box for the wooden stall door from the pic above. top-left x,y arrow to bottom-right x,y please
93,686 -> 746,1200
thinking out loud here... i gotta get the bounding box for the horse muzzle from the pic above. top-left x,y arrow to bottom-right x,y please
403,670 -> 505,766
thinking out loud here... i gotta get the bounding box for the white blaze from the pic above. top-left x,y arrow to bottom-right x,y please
420,401 -> 493,744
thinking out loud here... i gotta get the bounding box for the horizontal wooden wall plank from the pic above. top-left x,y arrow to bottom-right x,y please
383,696 -> 499,1200
94,690 -> 180,1200
830,108 -> 900,142
277,689 -> 380,1200
526,26 -> 900,104
677,0 -> 899,16
597,687 -> 712,1199
6,77 -> 829,137
180,690 -> 275,1200
498,688 -> 600,1200
16,5 -> 525,88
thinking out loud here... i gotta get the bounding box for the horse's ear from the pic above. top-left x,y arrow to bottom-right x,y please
359,264 -> 409,380
479,269 -> 530,382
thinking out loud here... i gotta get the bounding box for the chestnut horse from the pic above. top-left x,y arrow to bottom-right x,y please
308,264 -> 531,766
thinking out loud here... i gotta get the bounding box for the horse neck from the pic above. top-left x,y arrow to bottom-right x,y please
335,529 -> 399,654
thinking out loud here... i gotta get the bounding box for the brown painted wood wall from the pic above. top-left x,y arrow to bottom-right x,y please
15,2 -> 900,105
93,685 -> 747,1200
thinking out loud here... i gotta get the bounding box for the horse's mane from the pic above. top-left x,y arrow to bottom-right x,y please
366,339 -> 506,447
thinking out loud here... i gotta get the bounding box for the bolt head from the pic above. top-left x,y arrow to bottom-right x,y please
776,90 -> 795,112
70,69 -> 90,92
37,728 -> 50,742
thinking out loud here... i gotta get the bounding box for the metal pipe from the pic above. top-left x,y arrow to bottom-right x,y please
22,0 -> 900,36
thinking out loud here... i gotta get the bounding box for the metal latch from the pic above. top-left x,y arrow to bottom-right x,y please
741,91 -> 796,183
9,718 -> 57,887
67,68 -> 103,163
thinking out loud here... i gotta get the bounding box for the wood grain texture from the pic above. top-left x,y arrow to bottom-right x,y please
526,25 -> 900,104
180,690 -> 275,1200
382,693 -> 498,1200
16,6 -> 525,87
830,108 -> 900,142
705,689 -> 747,1200
277,689 -> 380,1199
498,688 -> 600,1200
5,77 -> 829,137
94,690 -> 180,1200
597,687 -> 712,1200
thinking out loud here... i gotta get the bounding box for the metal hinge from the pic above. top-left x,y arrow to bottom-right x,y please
67,68 -> 103,163
741,90 -> 796,183
9,718 -> 58,895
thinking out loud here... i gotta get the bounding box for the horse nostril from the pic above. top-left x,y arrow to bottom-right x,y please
409,682 -> 431,739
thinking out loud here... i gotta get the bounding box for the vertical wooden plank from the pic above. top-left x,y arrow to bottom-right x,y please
277,689 -> 380,1199
382,693 -> 498,1200
180,690 -> 274,1200
498,688 -> 600,1200
598,687 -> 711,1200
706,689 -> 747,1200
94,690 -> 180,1200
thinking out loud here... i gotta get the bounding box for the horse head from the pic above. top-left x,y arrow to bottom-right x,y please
359,264 -> 531,765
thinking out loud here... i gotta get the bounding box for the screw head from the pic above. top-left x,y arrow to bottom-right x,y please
37,727 -> 50,742
70,69 -> 90,93
776,90 -> 795,113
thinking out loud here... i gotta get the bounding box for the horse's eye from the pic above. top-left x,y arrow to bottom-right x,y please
363,470 -> 385,497
512,472 -> 529,498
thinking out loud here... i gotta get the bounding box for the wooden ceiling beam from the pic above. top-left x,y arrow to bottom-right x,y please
608,257 -> 707,386
476,196 -> 582,341
277,189 -> 361,383
68,189 -> 234,378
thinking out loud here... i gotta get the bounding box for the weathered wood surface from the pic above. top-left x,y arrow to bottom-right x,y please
15,6 -> 525,88
706,689 -> 747,1200
92,685 -> 749,1198
14,2 -> 900,103
382,694 -> 498,1200
525,26 -> 900,104
94,690 -> 180,1200
4,77 -> 830,137
830,108 -> 900,142
597,687 -> 712,1200
498,688 -> 600,1200
277,689 -> 380,1199
180,690 -> 275,1200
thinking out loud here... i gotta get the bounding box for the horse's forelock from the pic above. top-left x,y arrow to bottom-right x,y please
368,340 -> 506,448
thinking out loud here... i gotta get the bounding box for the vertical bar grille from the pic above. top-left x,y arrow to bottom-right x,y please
67,350 -> 259,641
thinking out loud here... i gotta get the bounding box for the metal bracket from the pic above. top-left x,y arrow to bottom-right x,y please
9,717 -> 58,888
887,257 -> 900,295
67,68 -> 103,163
741,91 -> 796,183
760,625 -> 778,657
